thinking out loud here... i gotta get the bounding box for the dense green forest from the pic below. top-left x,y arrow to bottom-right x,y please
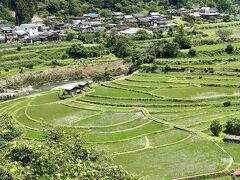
0,0 -> 237,24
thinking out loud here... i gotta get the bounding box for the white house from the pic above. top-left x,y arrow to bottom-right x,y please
19,24 -> 39,37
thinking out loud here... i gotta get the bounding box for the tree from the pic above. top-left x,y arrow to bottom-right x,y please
15,0 -> 37,24
225,44 -> 234,54
162,42 -> 179,58
217,0 -> 233,12
106,34 -> 133,58
174,26 -> 192,49
133,30 -> 153,41
210,120 -> 222,136
225,118 -> 240,136
216,29 -> 232,41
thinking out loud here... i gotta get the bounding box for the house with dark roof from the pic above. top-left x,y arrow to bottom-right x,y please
75,21 -> 104,33
199,7 -> 221,19
113,12 -> 124,20
15,30 -> 28,41
0,25 -> 16,42
53,23 -> 69,31
64,81 -> 90,96
123,15 -> 137,23
30,31 -> 60,42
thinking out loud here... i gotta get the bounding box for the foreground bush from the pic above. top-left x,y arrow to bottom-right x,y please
0,115 -> 143,180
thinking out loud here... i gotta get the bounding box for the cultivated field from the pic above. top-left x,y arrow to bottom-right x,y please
2,68 -> 240,179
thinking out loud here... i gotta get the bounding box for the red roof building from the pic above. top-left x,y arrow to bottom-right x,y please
233,170 -> 240,177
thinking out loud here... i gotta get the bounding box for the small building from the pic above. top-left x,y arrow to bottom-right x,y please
15,30 -> 28,41
53,23 -> 69,31
232,170 -> 240,178
123,15 -> 138,24
31,15 -> 47,31
136,17 -> 151,26
133,13 -> 147,19
151,21 -> 167,28
118,24 -> 129,31
19,24 -> 39,37
119,28 -> 153,35
0,25 -> 16,42
47,15 -> 57,22
64,82 -> 90,96
149,12 -> 161,20
84,13 -> 100,21
75,21 -> 104,33
199,7 -> 220,19
223,135 -> 240,143
113,12 -> 124,20
30,31 -> 60,42
69,16 -> 86,25
31,15 -> 44,25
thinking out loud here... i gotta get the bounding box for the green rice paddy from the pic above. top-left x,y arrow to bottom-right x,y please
2,71 -> 240,179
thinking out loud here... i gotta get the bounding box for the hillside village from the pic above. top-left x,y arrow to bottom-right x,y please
0,6 -> 227,44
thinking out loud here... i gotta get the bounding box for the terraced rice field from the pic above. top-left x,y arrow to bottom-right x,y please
1,71 -> 240,179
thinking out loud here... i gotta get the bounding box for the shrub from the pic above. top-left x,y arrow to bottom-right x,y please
66,33 -> 74,41
188,49 -> 197,57
25,64 -> 34,69
162,42 -> 179,58
210,120 -> 222,136
223,101 -> 231,107
58,89 -> 71,100
175,36 -> 192,49
216,29 -> 232,41
67,44 -> 106,58
140,64 -> 158,72
162,64 -> 172,72
17,46 -> 21,51
92,71 -> 111,82
225,118 -> 240,136
225,44 -> 234,54
19,67 -> 23,74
